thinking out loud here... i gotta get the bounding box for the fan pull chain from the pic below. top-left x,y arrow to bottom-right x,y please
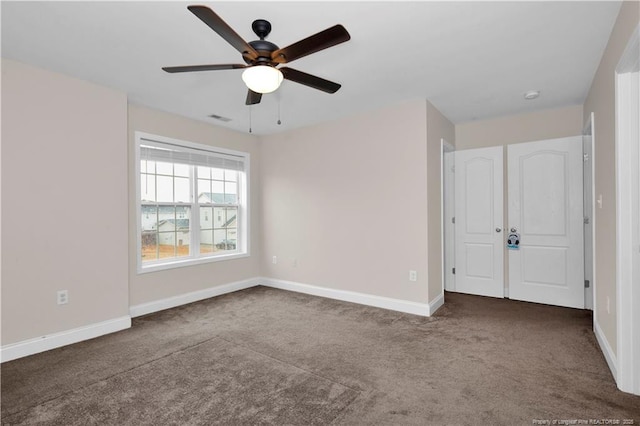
277,97 -> 282,125
249,106 -> 252,133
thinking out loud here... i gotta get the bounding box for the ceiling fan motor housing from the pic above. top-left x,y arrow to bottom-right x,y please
245,20 -> 279,65
246,39 -> 279,64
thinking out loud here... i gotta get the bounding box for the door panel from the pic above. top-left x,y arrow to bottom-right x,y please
521,152 -> 567,236
508,137 -> 584,308
521,247 -> 567,286
454,146 -> 503,298
465,243 -> 494,278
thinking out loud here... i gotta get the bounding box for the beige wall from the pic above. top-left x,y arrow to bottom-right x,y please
583,0 -> 640,356
260,99 -> 432,304
455,105 -> 583,149
1,59 -> 129,345
426,101 -> 455,302
127,104 -> 261,306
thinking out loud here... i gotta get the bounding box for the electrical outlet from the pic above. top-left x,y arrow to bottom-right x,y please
272,256 -> 277,264
409,270 -> 417,282
57,290 -> 69,305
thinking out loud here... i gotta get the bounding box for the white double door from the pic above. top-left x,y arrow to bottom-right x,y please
454,136 -> 584,309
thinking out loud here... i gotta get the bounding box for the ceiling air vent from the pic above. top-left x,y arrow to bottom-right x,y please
208,114 -> 232,122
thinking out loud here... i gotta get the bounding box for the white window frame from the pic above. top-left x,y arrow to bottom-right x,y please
135,131 -> 250,274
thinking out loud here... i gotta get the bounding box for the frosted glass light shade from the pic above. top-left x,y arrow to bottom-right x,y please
242,66 -> 283,94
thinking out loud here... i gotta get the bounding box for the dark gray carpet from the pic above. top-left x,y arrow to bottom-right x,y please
2,287 -> 639,425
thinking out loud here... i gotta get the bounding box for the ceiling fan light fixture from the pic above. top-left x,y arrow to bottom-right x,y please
242,65 -> 283,94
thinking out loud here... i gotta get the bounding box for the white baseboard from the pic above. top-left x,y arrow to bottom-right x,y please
594,319 -> 617,381
429,292 -> 445,314
1,316 -> 131,363
259,277 -> 433,316
129,278 -> 259,318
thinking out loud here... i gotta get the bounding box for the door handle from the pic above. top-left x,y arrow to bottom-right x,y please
496,228 -> 502,233
511,227 -> 517,233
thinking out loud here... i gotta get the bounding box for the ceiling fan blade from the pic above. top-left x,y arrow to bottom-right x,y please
271,25 -> 350,64
162,64 -> 247,73
280,67 -> 341,93
187,5 -> 259,60
246,89 -> 262,105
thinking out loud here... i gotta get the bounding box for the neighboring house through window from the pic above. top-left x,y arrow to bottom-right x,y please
136,132 -> 249,272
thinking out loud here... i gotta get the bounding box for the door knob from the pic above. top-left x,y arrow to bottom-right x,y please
496,228 -> 502,233
511,227 -> 517,233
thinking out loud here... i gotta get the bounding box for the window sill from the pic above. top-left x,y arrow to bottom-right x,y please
137,252 -> 250,274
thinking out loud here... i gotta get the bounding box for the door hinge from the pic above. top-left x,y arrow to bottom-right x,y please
584,279 -> 590,288
583,153 -> 589,162
584,216 -> 590,225
452,217 -> 455,224
452,267 -> 456,275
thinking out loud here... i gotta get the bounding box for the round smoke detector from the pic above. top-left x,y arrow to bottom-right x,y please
524,90 -> 541,100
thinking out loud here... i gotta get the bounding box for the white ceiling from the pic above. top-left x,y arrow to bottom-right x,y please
1,1 -> 622,135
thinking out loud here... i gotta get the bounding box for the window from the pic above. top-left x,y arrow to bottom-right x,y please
136,132 -> 249,272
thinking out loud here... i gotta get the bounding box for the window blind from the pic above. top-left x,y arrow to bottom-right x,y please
140,139 -> 244,171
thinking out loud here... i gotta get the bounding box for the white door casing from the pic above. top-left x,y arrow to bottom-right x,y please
583,113 -> 595,311
615,23 -> 640,395
443,146 -> 455,291
454,146 -> 504,298
633,70 -> 640,395
508,137 -> 585,309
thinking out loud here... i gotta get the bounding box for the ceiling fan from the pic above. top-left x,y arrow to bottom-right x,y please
162,5 -> 351,105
